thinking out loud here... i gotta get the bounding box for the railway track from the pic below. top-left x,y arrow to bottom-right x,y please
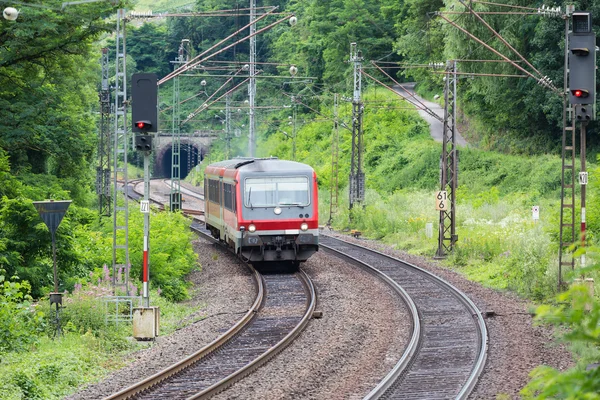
124,177 -> 486,398
319,234 -> 487,400
126,178 -> 204,216
107,183 -> 316,399
105,225 -> 316,399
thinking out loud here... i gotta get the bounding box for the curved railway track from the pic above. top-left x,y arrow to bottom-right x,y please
122,177 -> 487,398
106,183 -> 316,399
106,228 -> 316,400
319,234 -> 487,400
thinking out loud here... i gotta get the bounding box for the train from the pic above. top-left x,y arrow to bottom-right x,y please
204,157 -> 319,267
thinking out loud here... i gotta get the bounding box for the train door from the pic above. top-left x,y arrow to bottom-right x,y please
219,176 -> 224,240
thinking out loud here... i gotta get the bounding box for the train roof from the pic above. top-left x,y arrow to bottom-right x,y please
205,157 -> 315,175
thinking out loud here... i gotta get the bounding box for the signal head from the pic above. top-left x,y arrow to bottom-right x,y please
135,135 -> 153,152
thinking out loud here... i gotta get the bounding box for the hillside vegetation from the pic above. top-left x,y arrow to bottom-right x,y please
0,0 -> 599,397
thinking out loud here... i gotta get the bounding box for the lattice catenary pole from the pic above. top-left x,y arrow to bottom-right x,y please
97,47 -> 111,217
112,9 -> 130,295
349,43 -> 365,210
248,0 -> 257,157
436,60 -> 458,257
328,93 -> 340,225
170,40 -> 190,211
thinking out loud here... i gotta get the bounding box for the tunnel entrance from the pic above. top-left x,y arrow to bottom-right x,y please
158,144 -> 202,179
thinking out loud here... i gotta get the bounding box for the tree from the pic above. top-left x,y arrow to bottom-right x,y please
0,2 -> 121,188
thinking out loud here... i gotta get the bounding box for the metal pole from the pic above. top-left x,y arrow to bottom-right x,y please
558,8 -> 575,289
51,230 -> 61,337
98,48 -> 111,217
328,93 -> 340,225
51,231 -> 58,293
451,60 -> 458,248
143,152 -> 150,308
112,9 -> 130,296
292,100 -> 297,160
248,0 -> 256,157
349,43 -> 364,210
226,92 -> 232,158
437,66 -> 450,258
580,121 -> 587,269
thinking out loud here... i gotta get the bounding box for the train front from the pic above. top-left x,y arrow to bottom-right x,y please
237,160 -> 319,266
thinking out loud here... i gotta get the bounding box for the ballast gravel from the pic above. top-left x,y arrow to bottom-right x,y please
64,238 -> 255,400
65,229 -> 574,400
212,251 -> 410,400
321,231 -> 574,399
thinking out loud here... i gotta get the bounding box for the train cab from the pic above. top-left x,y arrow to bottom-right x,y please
204,157 -> 319,267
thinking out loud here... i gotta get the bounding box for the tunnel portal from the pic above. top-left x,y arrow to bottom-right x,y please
156,142 -> 203,180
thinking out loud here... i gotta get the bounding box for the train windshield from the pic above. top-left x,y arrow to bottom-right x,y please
244,176 -> 309,208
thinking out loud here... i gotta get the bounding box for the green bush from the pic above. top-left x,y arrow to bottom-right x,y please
0,273 -> 45,354
0,328 -> 134,400
128,207 -> 198,302
522,273 -> 600,398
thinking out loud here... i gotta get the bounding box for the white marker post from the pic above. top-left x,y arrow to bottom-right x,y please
140,200 -> 150,305
532,205 -> 539,223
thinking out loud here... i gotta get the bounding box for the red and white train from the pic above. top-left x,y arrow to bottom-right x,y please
204,157 -> 319,267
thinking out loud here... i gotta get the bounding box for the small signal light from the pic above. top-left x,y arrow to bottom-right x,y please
134,120 -> 152,131
572,89 -> 590,98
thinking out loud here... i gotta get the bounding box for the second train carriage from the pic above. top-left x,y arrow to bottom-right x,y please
204,157 -> 319,265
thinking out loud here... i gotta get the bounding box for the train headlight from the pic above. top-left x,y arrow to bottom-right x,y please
274,207 -> 282,215
300,223 -> 308,231
249,224 -> 256,233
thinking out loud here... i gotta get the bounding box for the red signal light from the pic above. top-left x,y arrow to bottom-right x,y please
571,89 -> 590,98
575,90 -> 583,97
134,120 -> 152,131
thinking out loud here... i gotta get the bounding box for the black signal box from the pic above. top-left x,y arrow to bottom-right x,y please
135,135 -> 153,152
132,73 -> 158,132
568,12 -> 596,120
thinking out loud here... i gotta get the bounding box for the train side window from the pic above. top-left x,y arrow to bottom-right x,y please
223,183 -> 234,211
208,179 -> 220,204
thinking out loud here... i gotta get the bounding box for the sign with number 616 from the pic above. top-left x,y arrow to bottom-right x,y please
435,191 -> 448,211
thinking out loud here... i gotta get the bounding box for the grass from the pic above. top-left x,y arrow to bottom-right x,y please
0,284 -> 203,399
0,328 -> 134,400
322,185 -> 599,302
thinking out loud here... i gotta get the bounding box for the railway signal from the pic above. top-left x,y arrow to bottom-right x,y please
568,11 -> 596,121
132,73 -> 158,132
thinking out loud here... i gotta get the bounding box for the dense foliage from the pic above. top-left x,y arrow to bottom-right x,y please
0,0 -> 599,397
126,0 -> 600,153
0,2 -> 121,189
522,274 -> 600,398
0,2 -> 124,299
